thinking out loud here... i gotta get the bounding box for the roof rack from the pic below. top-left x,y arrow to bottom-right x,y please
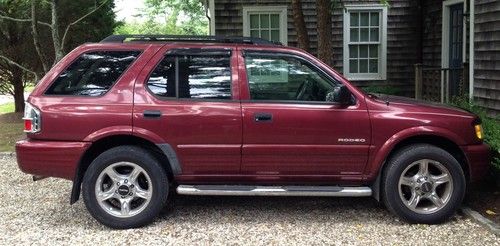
100,35 -> 282,45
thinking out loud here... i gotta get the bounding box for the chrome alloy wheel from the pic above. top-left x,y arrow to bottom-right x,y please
95,162 -> 153,218
398,159 -> 453,214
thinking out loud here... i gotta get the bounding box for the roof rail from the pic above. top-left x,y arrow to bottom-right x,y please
100,35 -> 282,45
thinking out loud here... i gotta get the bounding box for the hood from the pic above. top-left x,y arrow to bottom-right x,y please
369,94 -> 474,117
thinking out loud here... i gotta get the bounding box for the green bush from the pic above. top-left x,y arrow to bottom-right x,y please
450,97 -> 500,170
362,85 -> 400,95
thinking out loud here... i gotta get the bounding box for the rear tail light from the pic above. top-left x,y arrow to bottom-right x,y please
23,102 -> 41,133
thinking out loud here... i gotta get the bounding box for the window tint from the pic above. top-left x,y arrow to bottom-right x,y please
45,51 -> 140,96
244,54 -> 336,101
147,54 -> 232,100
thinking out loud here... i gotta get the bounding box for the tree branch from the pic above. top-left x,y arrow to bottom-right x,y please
0,55 -> 39,81
0,80 -> 15,96
61,0 -> 109,52
0,14 -> 51,27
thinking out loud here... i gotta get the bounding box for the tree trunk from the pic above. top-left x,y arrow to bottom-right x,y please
316,0 -> 333,66
31,0 -> 49,73
51,0 -> 64,64
11,67 -> 25,113
291,0 -> 310,52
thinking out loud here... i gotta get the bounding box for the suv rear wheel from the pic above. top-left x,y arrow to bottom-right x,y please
382,144 -> 465,224
82,146 -> 168,229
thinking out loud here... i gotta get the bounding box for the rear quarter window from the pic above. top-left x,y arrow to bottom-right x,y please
45,51 -> 140,96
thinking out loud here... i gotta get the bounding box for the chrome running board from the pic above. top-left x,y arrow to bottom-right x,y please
176,185 -> 372,197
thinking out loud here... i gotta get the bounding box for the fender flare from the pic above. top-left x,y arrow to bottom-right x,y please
370,126 -> 466,201
70,128 -> 182,204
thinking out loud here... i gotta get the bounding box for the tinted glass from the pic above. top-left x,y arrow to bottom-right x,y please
147,54 -> 232,99
46,51 -> 140,96
244,54 -> 335,102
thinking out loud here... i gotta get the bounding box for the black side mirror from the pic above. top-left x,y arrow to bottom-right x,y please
326,84 -> 351,104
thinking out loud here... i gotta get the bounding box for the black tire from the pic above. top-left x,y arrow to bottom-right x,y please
382,144 -> 466,224
82,146 -> 169,229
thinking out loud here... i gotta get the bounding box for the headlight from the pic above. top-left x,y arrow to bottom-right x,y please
474,124 -> 483,140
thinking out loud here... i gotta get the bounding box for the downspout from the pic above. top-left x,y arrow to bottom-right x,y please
469,0 -> 474,100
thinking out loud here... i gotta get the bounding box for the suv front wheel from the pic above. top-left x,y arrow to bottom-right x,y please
382,144 -> 466,224
82,146 -> 169,229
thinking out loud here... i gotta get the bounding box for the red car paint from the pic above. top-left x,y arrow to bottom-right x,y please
16,42 -> 490,189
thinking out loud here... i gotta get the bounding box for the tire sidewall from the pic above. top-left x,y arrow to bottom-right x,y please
384,145 -> 465,224
82,146 -> 168,229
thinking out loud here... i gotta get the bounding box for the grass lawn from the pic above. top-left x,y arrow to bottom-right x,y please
0,102 -> 15,114
0,112 -> 24,152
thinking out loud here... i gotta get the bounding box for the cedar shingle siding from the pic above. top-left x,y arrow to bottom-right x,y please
214,0 -> 500,114
474,0 -> 500,115
214,0 -> 419,96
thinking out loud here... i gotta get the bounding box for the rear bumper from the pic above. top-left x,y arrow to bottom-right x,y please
16,139 -> 90,180
461,143 -> 491,183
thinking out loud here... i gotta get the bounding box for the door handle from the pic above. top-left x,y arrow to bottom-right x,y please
143,110 -> 162,118
254,112 -> 272,122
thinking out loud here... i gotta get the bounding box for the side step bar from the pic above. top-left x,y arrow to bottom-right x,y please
176,185 -> 372,197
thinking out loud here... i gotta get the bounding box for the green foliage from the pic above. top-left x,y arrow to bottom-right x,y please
61,0 -> 118,51
450,97 -> 500,170
362,85 -> 400,95
115,0 -> 208,35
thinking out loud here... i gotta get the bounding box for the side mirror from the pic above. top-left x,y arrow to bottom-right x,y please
326,84 -> 352,105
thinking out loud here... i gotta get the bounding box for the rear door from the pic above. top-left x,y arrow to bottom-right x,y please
133,46 -> 242,176
239,50 -> 371,183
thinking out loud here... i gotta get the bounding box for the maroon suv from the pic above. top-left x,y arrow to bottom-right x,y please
16,35 -> 490,229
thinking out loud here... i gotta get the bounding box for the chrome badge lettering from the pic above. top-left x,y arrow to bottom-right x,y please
338,138 -> 366,143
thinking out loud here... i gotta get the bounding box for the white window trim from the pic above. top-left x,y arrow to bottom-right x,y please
242,6 -> 288,45
343,4 -> 387,81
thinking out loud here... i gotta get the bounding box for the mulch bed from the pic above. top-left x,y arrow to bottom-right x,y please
465,171 -> 500,225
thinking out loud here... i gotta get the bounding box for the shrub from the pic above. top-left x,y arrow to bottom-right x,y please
362,85 -> 400,95
450,97 -> 500,170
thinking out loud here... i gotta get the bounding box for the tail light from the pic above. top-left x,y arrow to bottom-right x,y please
23,102 -> 41,133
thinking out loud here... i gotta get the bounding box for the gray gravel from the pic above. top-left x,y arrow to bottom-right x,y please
0,155 -> 498,245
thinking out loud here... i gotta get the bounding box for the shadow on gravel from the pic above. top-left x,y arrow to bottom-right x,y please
157,195 -> 390,224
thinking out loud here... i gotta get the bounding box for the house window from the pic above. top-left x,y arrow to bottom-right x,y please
343,5 -> 387,80
243,6 -> 288,44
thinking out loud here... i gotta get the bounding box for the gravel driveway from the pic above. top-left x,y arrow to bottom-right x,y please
0,155 -> 498,245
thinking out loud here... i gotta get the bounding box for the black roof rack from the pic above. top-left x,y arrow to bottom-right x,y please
100,35 -> 282,45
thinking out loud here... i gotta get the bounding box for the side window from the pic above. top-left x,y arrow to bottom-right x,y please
147,54 -> 232,100
45,51 -> 140,96
244,53 -> 336,101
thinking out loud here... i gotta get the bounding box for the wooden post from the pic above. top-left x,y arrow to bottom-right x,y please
415,63 -> 423,99
462,63 -> 469,97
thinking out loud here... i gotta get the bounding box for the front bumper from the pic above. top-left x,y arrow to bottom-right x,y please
16,139 -> 90,180
461,143 -> 491,182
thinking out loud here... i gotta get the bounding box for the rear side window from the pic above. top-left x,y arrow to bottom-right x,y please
45,51 -> 140,96
147,54 -> 232,99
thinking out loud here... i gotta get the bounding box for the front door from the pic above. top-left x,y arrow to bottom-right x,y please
240,51 -> 371,182
448,3 -> 464,97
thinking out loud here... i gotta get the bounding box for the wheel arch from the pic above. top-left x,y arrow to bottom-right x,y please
70,134 -> 179,204
371,134 -> 469,202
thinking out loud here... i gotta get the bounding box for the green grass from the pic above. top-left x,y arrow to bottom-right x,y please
0,102 -> 15,114
0,112 -> 24,152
